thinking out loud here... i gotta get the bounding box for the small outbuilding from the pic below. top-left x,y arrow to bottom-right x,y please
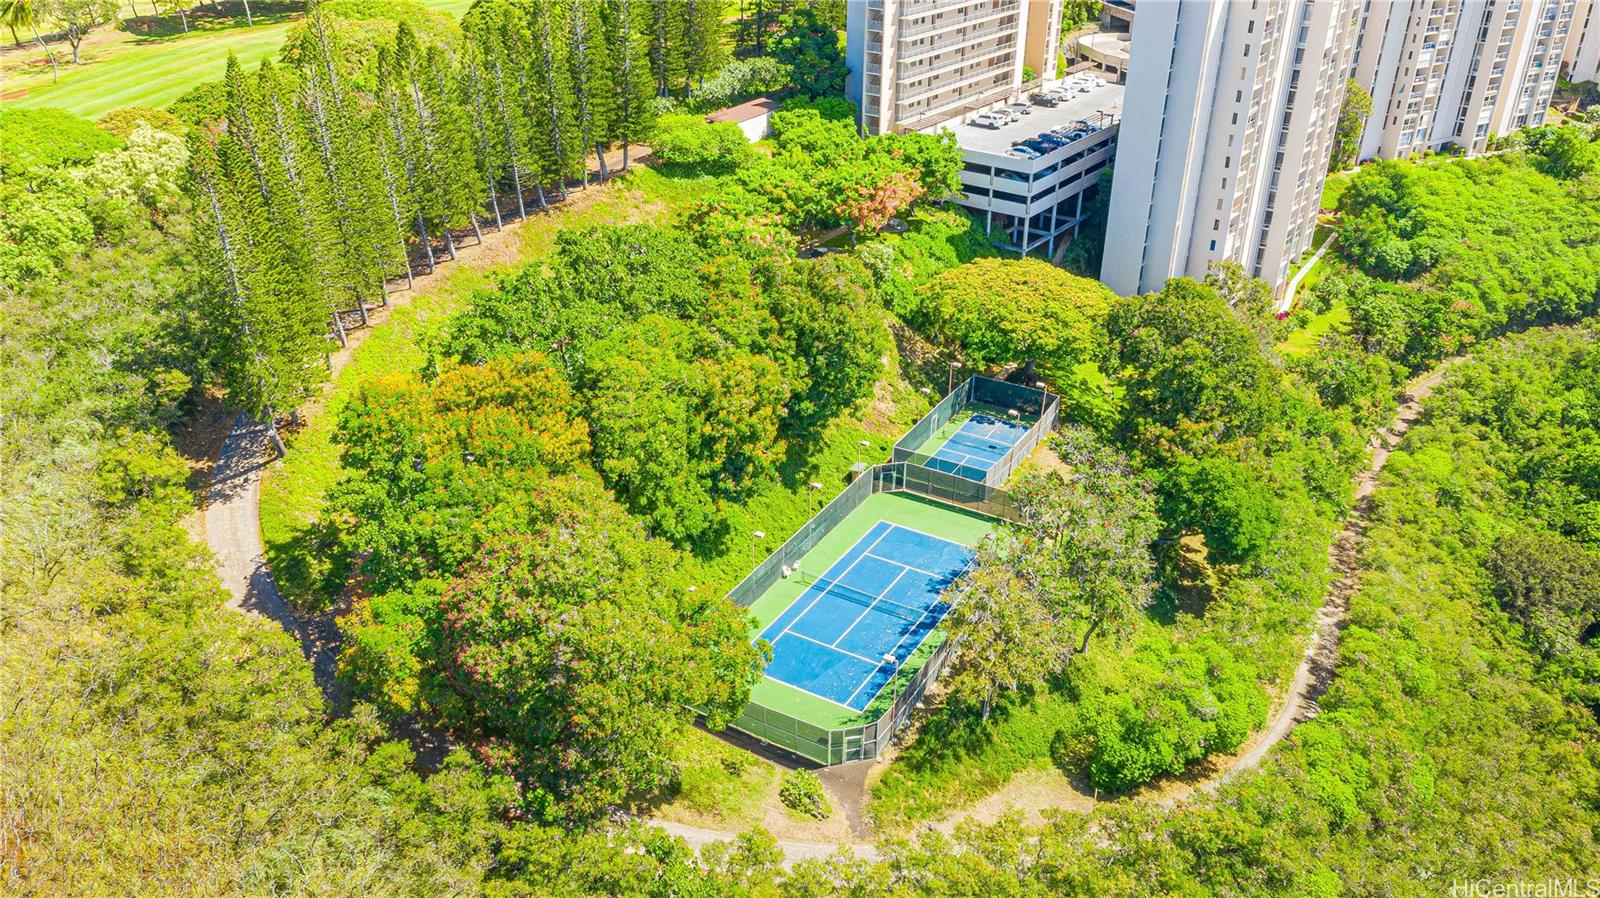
705,96 -> 782,142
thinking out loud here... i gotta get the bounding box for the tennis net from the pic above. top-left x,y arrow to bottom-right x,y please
800,573 -> 928,625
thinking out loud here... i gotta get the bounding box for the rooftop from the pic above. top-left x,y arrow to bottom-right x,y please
705,96 -> 781,124
940,77 -> 1125,156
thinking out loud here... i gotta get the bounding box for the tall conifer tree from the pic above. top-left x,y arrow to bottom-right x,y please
523,0 -> 581,201
603,0 -> 655,170
567,0 -> 613,182
293,3 -> 404,303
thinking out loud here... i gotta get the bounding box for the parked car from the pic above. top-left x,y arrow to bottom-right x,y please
1007,145 -> 1043,159
1033,132 -> 1069,148
1006,103 -> 1032,117
1016,138 -> 1055,154
1031,93 -> 1060,107
969,111 -> 1007,129
999,107 -> 1023,123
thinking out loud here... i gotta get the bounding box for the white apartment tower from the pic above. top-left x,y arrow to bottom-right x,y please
1351,0 -> 1576,160
1562,0 -> 1599,82
1100,0 -> 1359,296
845,0 -> 1063,135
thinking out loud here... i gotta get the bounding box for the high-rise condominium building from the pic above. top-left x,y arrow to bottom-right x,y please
844,0 -> 1063,135
1100,0 -> 1359,296
1562,0 -> 1599,81
1350,0 -> 1576,160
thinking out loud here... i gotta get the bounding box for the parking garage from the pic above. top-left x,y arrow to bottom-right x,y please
943,76 -> 1124,258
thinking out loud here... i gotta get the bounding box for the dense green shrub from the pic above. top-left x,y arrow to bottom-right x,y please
1053,636 -> 1267,792
650,114 -> 757,172
778,769 -> 830,819
0,108 -> 120,173
1336,155 -> 1600,369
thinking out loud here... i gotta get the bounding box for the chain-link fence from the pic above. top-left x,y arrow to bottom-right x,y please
726,632 -> 960,766
893,375 -> 1059,489
725,468 -> 875,610
724,460 -> 1023,765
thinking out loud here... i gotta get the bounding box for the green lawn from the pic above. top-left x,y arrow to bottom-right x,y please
1,0 -> 469,119
1321,170 -> 1353,211
1275,300 -> 1350,359
3,20 -> 297,118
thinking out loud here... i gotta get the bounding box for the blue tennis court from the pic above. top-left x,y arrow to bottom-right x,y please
924,414 -> 1030,481
757,521 -> 974,711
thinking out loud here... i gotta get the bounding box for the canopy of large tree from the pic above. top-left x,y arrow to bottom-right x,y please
920,257 -> 1114,377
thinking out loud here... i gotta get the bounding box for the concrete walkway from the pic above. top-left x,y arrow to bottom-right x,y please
1276,234 -> 1337,315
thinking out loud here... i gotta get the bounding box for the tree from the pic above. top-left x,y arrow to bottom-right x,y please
379,24 -> 486,262
921,257 -> 1114,380
522,0 -> 581,202
1528,124 -> 1600,180
943,534 -> 1069,721
1484,529 -> 1600,658
332,352 -> 591,592
600,0 -> 654,169
1158,454 -> 1283,566
771,5 -> 845,98
835,163 -> 922,235
189,130 -> 328,454
39,0 -> 116,64
578,315 -> 723,543
2,0 -> 57,81
1104,277 -> 1283,456
768,255 -> 882,434
1330,78 -> 1371,171
1013,428 -> 1160,654
1203,259 -> 1278,346
685,0 -> 727,93
463,0 -> 535,218
437,477 -> 765,820
566,0 -> 614,182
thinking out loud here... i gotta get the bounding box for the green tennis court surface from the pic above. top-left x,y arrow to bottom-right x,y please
745,491 -> 994,729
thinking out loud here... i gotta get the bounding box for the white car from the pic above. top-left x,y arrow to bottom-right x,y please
969,112 -> 1007,129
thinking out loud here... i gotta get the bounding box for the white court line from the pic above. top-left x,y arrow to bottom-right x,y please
784,630 -> 884,667
768,523 -> 895,651
864,551 -> 950,582
831,565 -> 914,650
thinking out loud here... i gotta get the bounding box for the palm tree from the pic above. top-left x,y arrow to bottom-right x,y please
1,0 -> 58,83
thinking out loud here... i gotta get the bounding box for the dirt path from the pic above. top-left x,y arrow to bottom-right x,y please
1174,361 -> 1451,799
201,159 -> 1457,855
199,162 -> 642,703
651,361 -> 1456,852
206,413 -> 345,704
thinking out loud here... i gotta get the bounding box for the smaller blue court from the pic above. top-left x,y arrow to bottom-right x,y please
924,413 -> 1030,481
758,522 -> 973,711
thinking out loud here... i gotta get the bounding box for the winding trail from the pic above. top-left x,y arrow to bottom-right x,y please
1174,360 -> 1450,802
199,230 -> 1455,860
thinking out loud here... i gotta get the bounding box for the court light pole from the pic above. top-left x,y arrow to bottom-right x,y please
749,530 -> 765,568
807,481 -> 822,518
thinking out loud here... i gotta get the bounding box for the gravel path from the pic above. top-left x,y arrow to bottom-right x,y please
205,358 -> 1455,859
206,413 -> 344,705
